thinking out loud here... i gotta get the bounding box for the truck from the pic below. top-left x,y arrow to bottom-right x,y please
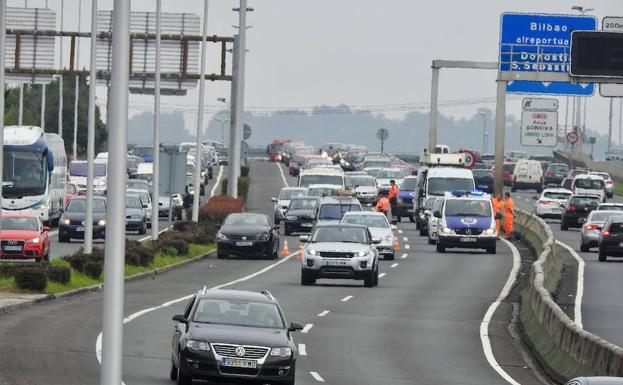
2,126 -> 67,225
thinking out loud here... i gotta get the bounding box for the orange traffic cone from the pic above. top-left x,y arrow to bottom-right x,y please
296,243 -> 304,261
281,239 -> 290,256
393,239 -> 400,252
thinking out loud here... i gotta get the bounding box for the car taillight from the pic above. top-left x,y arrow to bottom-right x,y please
546,171 -> 553,177
585,224 -> 599,231
566,204 -> 576,212
602,229 -> 610,236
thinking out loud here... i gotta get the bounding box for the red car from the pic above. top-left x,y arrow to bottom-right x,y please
0,214 -> 51,262
65,182 -> 78,207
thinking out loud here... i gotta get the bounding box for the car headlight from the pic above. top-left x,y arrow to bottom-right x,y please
383,235 -> 394,244
62,218 -> 71,225
27,237 -> 40,244
484,228 -> 496,235
357,249 -> 371,257
94,180 -> 106,188
216,232 -> 229,241
33,203 -> 50,210
186,339 -> 211,351
441,227 -> 453,234
307,248 -> 317,256
270,347 -> 292,358
286,215 -> 298,221
98,219 -> 106,226
258,232 -> 271,241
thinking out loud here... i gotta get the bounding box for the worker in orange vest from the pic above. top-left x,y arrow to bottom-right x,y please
504,191 -> 515,239
375,193 -> 391,218
388,180 -> 400,222
492,194 -> 504,237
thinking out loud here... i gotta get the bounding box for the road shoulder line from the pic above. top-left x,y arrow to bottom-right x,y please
555,240 -> 584,328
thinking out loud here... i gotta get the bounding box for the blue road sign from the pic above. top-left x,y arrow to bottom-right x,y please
500,13 -> 597,95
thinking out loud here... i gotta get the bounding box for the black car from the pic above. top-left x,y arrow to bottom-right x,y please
544,163 -> 569,188
217,213 -> 280,259
170,289 -> 303,385
561,195 -> 601,230
284,197 -> 319,235
58,197 -> 107,242
472,169 -> 494,194
598,216 -> 623,262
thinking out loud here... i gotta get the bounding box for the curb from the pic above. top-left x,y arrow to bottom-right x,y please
0,249 -> 216,315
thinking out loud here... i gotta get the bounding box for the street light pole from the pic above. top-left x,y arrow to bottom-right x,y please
478,112 -> 487,154
151,0 -> 162,239
0,0 -> 7,224
84,0 -> 98,255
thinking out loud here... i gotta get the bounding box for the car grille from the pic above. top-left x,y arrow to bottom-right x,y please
212,344 -> 269,359
219,366 -> 260,376
1,240 -> 25,254
227,235 -> 259,241
319,251 -> 355,258
454,228 -> 483,236
70,219 -> 85,225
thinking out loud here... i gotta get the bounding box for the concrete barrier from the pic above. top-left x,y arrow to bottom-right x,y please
555,150 -> 623,184
515,209 -> 623,383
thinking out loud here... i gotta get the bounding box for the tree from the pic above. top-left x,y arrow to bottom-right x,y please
3,77 -> 108,158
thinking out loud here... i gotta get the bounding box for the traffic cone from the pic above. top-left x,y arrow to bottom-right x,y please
296,243 -> 304,261
393,239 -> 400,252
281,239 -> 290,256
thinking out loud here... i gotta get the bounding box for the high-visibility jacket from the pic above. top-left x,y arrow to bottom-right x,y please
504,197 -> 515,217
375,197 -> 390,213
492,198 -> 504,215
388,185 -> 399,200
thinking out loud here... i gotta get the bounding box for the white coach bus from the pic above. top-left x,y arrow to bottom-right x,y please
2,126 -> 67,225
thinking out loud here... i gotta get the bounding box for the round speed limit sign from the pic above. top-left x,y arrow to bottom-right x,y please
462,150 -> 476,169
566,131 -> 579,145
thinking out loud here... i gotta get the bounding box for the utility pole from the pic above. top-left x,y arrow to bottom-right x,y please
58,0 -> 64,138
192,0 -> 209,222
228,35 -> 239,194
72,0 -> 82,160
84,0 -> 98,255
40,84 -> 46,129
619,98 -> 622,147
564,96 -> 569,136
428,66 -> 440,154
100,0 -> 130,384
493,79 -> 506,196
152,0 -> 162,237
478,112 -> 487,154
0,0 -> 7,225
608,98 -> 613,153
18,85 -> 24,125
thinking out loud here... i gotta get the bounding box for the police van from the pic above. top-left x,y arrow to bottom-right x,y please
433,190 -> 499,254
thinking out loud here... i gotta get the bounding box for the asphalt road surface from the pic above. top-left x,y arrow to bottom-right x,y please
0,162 -> 544,385
513,189 -> 623,349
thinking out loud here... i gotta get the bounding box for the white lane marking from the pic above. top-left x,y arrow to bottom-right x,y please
403,237 -> 408,242
96,250 -> 299,374
404,244 -> 410,250
298,343 -> 307,356
398,229 -> 403,234
302,323 -> 313,333
137,225 -> 172,242
479,238 -> 522,385
390,263 -> 399,268
276,163 -> 289,187
310,371 -> 325,382
556,240 -> 584,328
210,165 -> 224,197
400,253 -> 408,259
378,272 -> 386,278
341,295 -> 353,302
317,310 -> 330,317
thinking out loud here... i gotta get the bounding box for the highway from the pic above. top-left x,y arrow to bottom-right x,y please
0,161 -> 546,385
513,190 -> 623,349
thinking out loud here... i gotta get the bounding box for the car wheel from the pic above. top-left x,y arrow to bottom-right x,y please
301,270 -> 316,286
274,217 -> 280,225
139,223 -> 147,235
217,253 -> 228,259
408,215 -> 415,223
436,243 -> 446,253
487,245 -> 496,254
58,233 -> 70,243
170,359 -> 178,381
419,228 -> 427,236
536,185 -> 542,193
364,265 -> 376,287
284,225 -> 291,236
415,220 -> 420,230
560,219 -> 568,231
580,243 -> 589,252
511,183 -> 517,192
598,249 -> 607,262
428,238 -> 436,245
373,264 -> 379,286
176,364 -> 192,385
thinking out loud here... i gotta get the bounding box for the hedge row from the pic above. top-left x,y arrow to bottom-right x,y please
220,176 -> 250,199
1,263 -> 72,292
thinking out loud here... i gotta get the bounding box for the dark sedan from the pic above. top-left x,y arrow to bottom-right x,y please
543,163 -> 569,187
473,169 -> 494,194
598,216 -> 623,261
284,197 -> 319,235
58,197 -> 107,242
170,289 -> 303,385
217,213 -> 280,259
560,195 -> 601,231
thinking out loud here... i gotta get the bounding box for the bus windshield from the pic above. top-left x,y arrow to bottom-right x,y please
2,150 -> 47,197
427,177 -> 475,196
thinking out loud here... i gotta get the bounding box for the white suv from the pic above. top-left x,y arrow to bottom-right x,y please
572,174 -> 606,203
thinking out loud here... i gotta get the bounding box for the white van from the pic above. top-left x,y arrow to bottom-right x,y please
511,159 -> 543,193
572,174 -> 606,202
298,167 -> 345,189
68,160 -> 108,195
425,167 -> 475,197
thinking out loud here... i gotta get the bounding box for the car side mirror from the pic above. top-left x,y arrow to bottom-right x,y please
172,314 -> 187,324
433,210 -> 442,218
271,197 -> 278,203
391,218 -> 398,225
289,321 -> 304,332
299,235 -> 309,243
42,226 -> 50,232
371,236 -> 382,244
495,213 -> 502,220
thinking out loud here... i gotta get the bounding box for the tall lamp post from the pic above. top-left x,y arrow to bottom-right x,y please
478,112 -> 487,154
216,97 -> 229,144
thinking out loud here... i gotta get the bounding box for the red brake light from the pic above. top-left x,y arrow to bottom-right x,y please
546,171 -> 553,176
566,204 -> 576,212
602,230 -> 610,237
585,224 -> 599,231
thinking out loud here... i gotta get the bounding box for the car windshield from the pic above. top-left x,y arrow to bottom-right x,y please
401,178 -> 417,190
308,187 -> 334,197
318,203 -> 361,220
279,189 -> 307,200
543,192 -> 571,200
342,214 -> 389,229
473,170 -> 493,179
192,298 -> 284,329
572,197 -> 601,206
550,164 -> 568,173
311,226 -> 368,243
224,214 -> 269,226
445,199 -> 492,217
350,177 -> 376,187
126,196 -> 142,209
300,175 -> 343,187
290,198 -> 318,210
364,160 -> 391,168
346,151 -> 366,162
575,179 -> 604,189
1,217 -> 39,231
609,222 -> 623,234
427,178 -> 475,196
69,162 -> 107,177
66,199 -> 106,213
376,170 -> 405,179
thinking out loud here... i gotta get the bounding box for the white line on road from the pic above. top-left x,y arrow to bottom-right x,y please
310,371 -> 325,382
556,240 -> 584,328
137,226 -> 172,242
341,295 -> 353,302
298,343 -> 307,356
317,310 -> 330,317
276,163 -> 289,187
398,229 -> 403,234
210,166 -> 224,197
400,253 -> 408,259
404,244 -> 410,250
390,263 -> 399,268
378,272 -> 386,278
302,323 -> 314,333
403,237 -> 408,242
479,238 -> 522,385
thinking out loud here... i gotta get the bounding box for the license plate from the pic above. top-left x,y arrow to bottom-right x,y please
3,245 -> 22,251
301,223 -> 313,227
75,226 -> 85,232
460,237 -> 477,243
235,241 -> 253,247
578,218 -> 586,224
220,358 -> 257,369
325,259 -> 348,266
